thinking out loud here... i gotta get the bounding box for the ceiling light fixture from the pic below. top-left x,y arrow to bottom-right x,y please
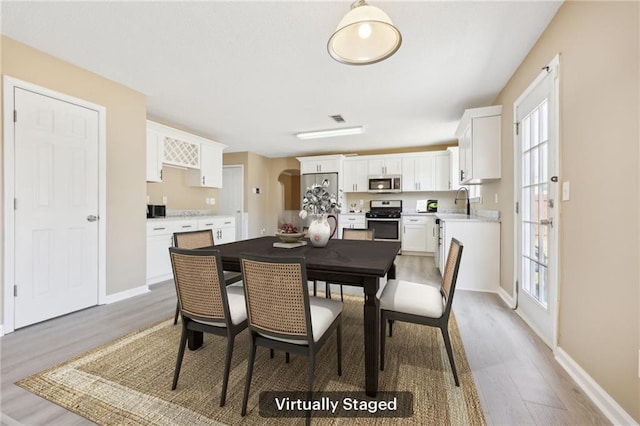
327,0 -> 402,65
296,126 -> 364,140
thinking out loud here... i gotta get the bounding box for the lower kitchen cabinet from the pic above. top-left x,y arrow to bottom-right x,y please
438,219 -> 500,292
338,213 -> 366,238
146,216 -> 236,285
402,215 -> 437,254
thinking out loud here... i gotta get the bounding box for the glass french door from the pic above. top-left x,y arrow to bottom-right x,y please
515,57 -> 559,347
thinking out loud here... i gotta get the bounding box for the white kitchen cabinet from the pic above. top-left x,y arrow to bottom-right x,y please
455,105 -> 502,184
146,129 -> 164,182
447,147 -> 460,190
434,151 -> 451,191
186,143 -> 223,188
297,155 -> 343,174
402,215 -> 437,254
342,158 -> 368,192
402,154 -> 435,192
439,218 -> 500,292
402,216 -> 428,253
368,158 -> 402,175
338,214 -> 366,238
198,217 -> 236,245
146,221 -> 179,285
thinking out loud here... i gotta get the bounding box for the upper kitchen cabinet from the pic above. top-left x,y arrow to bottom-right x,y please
343,158 -> 368,192
186,142 -> 224,188
434,151 -> 452,191
402,154 -> 435,192
456,105 -> 502,184
368,158 -> 402,175
447,147 -> 460,190
297,154 -> 344,174
146,120 -> 227,188
146,128 -> 164,182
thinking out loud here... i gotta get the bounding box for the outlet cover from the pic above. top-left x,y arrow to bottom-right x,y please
162,196 -> 167,204
211,198 -> 215,205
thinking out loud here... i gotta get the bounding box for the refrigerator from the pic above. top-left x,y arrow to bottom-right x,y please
300,173 -> 340,237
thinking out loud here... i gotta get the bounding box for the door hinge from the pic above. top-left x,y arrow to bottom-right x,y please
14,285 -> 18,297
13,110 -> 17,123
515,122 -> 520,135
515,201 -> 519,214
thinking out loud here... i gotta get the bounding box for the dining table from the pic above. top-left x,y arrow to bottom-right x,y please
189,235 -> 401,397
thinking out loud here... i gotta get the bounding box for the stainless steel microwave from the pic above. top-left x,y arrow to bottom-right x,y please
368,175 -> 402,193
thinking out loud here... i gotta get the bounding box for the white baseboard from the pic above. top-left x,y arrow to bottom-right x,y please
497,286 -> 516,308
102,285 -> 150,305
555,347 -> 638,426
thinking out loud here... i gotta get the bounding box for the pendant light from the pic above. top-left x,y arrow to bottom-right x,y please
327,0 -> 402,65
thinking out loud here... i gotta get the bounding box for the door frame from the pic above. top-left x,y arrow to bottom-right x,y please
222,164 -> 247,240
512,54 -> 561,349
2,76 -> 107,334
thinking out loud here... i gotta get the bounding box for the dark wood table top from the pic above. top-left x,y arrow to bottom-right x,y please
213,236 -> 400,279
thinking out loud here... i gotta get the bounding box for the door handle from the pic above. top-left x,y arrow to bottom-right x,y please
87,215 -> 98,222
540,218 -> 553,227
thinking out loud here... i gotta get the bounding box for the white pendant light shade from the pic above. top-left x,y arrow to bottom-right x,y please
328,1 -> 402,65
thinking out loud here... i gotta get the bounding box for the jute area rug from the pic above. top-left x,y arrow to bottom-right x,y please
17,294 -> 485,425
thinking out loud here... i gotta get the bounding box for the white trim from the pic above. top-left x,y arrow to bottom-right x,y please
2,76 -> 107,333
222,164 -> 245,240
514,307 -> 553,349
497,286 -> 516,309
102,285 -> 150,305
512,54 -> 561,349
555,348 -> 638,426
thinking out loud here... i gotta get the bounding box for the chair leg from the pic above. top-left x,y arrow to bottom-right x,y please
286,352 -> 290,363
336,323 -> 342,376
325,282 -> 331,299
340,285 -> 344,302
270,348 -> 274,358
313,281 -> 317,297
441,326 -> 460,387
306,353 -> 315,425
173,302 -> 180,325
380,312 -> 386,371
241,333 -> 257,416
172,323 -> 188,390
388,319 -> 394,337
220,334 -> 235,407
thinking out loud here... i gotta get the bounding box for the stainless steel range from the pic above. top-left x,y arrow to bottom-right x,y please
366,200 -> 402,241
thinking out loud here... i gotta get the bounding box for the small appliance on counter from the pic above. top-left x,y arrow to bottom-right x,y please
416,199 -> 438,213
146,204 -> 166,218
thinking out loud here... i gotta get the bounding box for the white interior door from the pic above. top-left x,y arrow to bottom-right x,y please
514,58 -> 560,347
221,165 -> 244,240
14,87 -> 99,328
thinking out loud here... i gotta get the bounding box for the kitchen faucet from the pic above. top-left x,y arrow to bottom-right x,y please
454,186 -> 471,216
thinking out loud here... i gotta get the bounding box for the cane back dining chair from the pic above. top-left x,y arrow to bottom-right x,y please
239,253 -> 343,419
378,238 -> 464,386
322,228 -> 375,301
172,229 -> 243,324
168,247 -> 247,406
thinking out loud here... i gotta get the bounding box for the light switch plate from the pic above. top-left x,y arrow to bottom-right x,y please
562,181 -> 570,201
162,196 -> 167,204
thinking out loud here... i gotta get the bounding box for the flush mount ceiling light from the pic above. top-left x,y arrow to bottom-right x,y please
327,0 -> 402,65
296,126 -> 364,140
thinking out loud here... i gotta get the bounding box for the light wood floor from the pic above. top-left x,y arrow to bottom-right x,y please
1,255 -> 610,425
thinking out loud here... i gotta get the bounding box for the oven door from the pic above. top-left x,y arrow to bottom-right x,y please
366,218 -> 401,241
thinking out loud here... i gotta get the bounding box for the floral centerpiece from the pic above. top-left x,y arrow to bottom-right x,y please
299,179 -> 342,247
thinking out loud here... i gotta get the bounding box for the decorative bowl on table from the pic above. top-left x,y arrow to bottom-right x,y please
275,231 -> 304,243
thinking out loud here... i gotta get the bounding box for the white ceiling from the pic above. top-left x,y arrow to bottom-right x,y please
1,1 -> 562,158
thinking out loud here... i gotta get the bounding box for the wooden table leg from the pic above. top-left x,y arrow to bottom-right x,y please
188,330 -> 203,350
363,277 -> 379,397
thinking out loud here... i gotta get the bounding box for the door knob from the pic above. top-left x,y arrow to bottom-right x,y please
87,215 -> 98,222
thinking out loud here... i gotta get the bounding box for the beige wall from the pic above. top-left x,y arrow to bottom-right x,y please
480,2 -> 639,419
1,36 -> 147,306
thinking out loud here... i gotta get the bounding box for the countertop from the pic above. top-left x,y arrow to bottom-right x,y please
147,214 -> 234,222
435,213 -> 500,223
